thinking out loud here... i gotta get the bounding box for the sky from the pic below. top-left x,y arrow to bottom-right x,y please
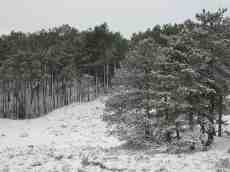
1,0 -> 230,38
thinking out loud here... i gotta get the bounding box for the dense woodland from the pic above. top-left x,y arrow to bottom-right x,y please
104,9 -> 230,147
0,23 -> 128,119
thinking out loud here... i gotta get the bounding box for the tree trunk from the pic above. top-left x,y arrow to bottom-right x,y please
176,128 -> 180,140
144,68 -> 151,138
209,94 -> 215,124
189,112 -> 194,131
95,71 -> 98,97
218,95 -> 223,137
106,63 -> 109,89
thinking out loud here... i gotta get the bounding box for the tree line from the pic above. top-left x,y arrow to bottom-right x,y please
0,23 -> 128,118
104,9 -> 230,146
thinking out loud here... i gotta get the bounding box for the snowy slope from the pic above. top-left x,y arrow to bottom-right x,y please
0,96 -> 120,149
0,96 -> 229,172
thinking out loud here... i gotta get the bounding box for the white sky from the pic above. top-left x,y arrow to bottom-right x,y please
0,0 -> 230,38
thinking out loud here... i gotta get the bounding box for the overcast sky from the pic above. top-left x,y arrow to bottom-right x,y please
1,0 -> 230,38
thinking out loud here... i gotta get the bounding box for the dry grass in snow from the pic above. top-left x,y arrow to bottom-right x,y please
0,96 -> 229,172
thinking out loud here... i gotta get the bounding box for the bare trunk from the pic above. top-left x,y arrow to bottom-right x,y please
218,95 -> 223,137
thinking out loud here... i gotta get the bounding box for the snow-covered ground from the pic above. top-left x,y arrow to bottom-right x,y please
0,96 -> 229,172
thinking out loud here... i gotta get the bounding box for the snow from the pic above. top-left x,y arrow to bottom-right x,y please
0,96 -> 229,172
0,96 -> 121,149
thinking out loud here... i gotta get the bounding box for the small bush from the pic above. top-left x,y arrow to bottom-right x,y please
154,167 -> 169,172
216,158 -> 230,172
77,168 -> 87,172
80,155 -> 90,167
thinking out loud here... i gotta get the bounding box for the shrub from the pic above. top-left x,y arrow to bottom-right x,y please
216,158 -> 230,172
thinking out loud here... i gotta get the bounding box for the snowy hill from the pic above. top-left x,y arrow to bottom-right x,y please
0,96 -> 121,149
0,96 -> 230,172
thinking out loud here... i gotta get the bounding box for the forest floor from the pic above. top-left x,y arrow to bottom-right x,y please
0,96 -> 230,172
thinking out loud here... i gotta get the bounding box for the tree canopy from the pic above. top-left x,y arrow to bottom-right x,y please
104,9 -> 230,145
